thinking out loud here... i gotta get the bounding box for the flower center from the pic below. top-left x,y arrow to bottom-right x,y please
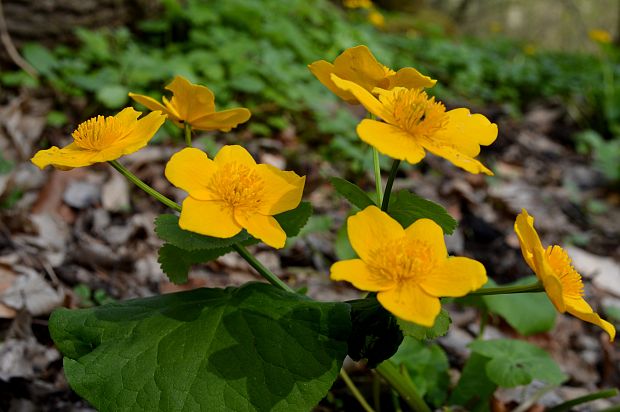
209,162 -> 265,214
72,115 -> 125,150
366,237 -> 437,284
378,88 -> 449,138
546,245 -> 584,299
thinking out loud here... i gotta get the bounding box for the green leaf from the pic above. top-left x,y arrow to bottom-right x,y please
449,352 -> 496,412
50,283 -> 351,412
96,84 -> 129,108
275,201 -> 313,237
469,339 -> 567,388
482,277 -> 556,335
390,338 -> 449,407
158,243 -> 231,284
397,308 -> 451,340
347,296 -> 403,368
387,190 -> 457,234
22,43 -> 57,75
329,177 -> 375,210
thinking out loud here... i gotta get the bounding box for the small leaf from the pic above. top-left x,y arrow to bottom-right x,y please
329,177 -> 375,210
449,352 -> 497,412
158,243 -> 231,284
347,296 -> 403,368
50,283 -> 351,412
22,43 -> 57,75
397,309 -> 451,340
388,190 -> 457,234
482,277 -> 556,335
275,201 -> 313,237
469,339 -> 567,388
96,85 -> 129,109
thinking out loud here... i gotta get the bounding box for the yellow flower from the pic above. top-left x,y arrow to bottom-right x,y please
589,29 -> 612,44
308,45 -> 436,104
368,9 -> 385,28
129,76 -> 251,132
343,0 -> 373,9
165,146 -> 305,249
329,75 -> 498,174
331,206 -> 487,326
515,209 -> 615,341
31,107 -> 165,170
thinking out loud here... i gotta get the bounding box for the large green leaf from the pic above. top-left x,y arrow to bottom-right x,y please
387,190 -> 457,234
329,177 -> 375,210
482,277 -> 556,335
449,352 -> 496,412
397,308 -> 451,340
50,283 -> 351,412
469,339 -> 567,388
158,243 -> 231,284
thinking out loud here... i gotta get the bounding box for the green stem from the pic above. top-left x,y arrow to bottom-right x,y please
547,388 -> 619,412
375,361 -> 431,412
381,159 -> 400,212
372,148 -> 383,206
340,369 -> 375,412
477,307 -> 488,339
232,244 -> 294,293
108,160 -> 181,212
184,122 -> 192,146
467,281 -> 544,296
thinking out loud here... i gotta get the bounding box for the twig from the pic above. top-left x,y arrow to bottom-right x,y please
0,0 -> 38,78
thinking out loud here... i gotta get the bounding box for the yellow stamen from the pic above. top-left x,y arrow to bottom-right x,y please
72,116 -> 125,150
546,245 -> 584,299
209,162 -> 265,214
367,238 -> 436,284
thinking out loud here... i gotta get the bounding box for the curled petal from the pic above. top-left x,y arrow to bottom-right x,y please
308,60 -> 356,103
235,212 -> 286,249
357,119 -> 426,164
166,76 -> 215,123
330,75 -> 396,123
387,67 -> 436,89
129,93 -> 180,122
191,108 -> 251,132
434,108 -> 498,157
419,137 -> 494,175
31,144 -> 97,170
165,147 -> 216,200
255,164 -> 305,215
565,297 -> 616,342
514,209 -> 544,272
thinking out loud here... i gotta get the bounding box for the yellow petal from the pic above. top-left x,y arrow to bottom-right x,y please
377,283 -> 441,327
404,218 -> 447,262
330,75 -> 397,123
387,67 -> 436,89
179,197 -> 242,238
213,145 -> 257,168
421,257 -> 487,297
129,93 -> 179,122
255,164 -> 305,215
166,76 -> 216,123
331,45 -> 387,93
31,144 -> 97,170
191,108 -> 252,131
114,107 -> 142,125
347,206 -> 404,261
514,209 -> 544,272
419,137 -> 494,175
565,297 -> 616,342
165,147 -> 216,200
235,212 -> 286,249
532,247 -> 566,312
330,259 -> 394,291
308,60 -> 356,103
112,111 -> 166,156
357,119 -> 426,164
433,108 -> 498,157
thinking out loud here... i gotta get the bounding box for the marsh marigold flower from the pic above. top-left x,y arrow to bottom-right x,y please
165,146 -> 305,249
129,76 -> 251,132
330,75 -> 497,174
31,107 -> 165,170
589,29 -> 612,44
515,209 -> 615,341
331,206 -> 487,326
308,45 -> 436,104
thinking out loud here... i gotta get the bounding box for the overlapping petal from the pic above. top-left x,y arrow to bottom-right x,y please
347,206 -> 404,261
356,120 -> 426,164
165,147 -> 216,200
378,283 -> 441,327
514,209 -> 543,272
255,164 -> 305,215
179,198 -> 242,238
330,259 -> 394,291
421,257 -> 487,297
235,213 -> 286,249
403,218 -> 447,262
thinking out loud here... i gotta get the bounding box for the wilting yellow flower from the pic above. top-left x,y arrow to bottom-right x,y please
330,75 -> 497,174
331,206 -> 487,326
129,76 -> 251,132
343,0 -> 373,9
308,45 -> 436,104
368,9 -> 385,28
31,108 -> 165,170
515,210 -> 615,341
165,146 -> 305,249
589,29 -> 612,44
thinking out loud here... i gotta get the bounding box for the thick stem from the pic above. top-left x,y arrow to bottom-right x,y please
467,281 -> 544,296
340,369 -> 375,412
232,244 -> 294,293
547,388 -> 619,412
108,160 -> 181,212
381,159 -> 400,212
372,148 -> 383,206
184,122 -> 193,146
375,361 -> 431,412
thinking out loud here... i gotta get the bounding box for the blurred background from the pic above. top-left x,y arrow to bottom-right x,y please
0,0 -> 619,410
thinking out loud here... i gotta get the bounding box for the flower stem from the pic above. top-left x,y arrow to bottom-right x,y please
375,361 -> 431,412
467,281 -> 544,296
232,243 -> 294,293
546,388 -> 619,412
381,159 -> 400,212
108,160 -> 181,212
340,369 -> 375,412
184,122 -> 192,146
372,148 -> 383,206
